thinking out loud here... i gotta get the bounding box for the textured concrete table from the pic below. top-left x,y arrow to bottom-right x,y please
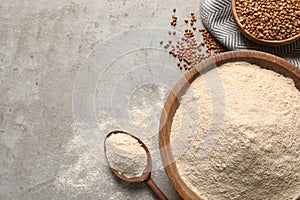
0,0 -> 205,199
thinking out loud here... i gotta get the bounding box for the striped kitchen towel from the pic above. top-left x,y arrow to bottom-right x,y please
200,0 -> 300,68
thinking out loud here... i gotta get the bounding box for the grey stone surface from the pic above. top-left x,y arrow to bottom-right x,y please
0,0 -> 205,199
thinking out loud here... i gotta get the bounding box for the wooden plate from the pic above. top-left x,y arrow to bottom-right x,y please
159,50 -> 300,200
231,0 -> 300,46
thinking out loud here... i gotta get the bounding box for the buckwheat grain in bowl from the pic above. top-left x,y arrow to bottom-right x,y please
232,0 -> 300,45
170,61 -> 300,200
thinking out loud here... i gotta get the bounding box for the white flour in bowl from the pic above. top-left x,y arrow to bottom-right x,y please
105,133 -> 147,179
171,62 -> 300,200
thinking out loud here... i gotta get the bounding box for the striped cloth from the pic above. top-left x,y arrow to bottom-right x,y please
200,0 -> 300,68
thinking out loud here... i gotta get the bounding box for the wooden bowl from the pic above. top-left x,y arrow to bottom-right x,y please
159,50 -> 300,200
231,0 -> 300,46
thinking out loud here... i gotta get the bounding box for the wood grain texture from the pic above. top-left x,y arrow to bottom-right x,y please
159,50 -> 300,200
231,0 -> 300,46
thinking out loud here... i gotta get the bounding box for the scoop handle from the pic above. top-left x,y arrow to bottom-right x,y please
144,177 -> 168,200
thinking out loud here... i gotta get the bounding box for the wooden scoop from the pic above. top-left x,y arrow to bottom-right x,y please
104,130 -> 168,200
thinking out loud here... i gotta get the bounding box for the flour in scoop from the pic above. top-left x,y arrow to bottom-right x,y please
105,133 -> 148,178
171,61 -> 300,200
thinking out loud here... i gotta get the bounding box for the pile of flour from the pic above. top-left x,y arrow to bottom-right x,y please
105,133 -> 148,178
171,62 -> 300,200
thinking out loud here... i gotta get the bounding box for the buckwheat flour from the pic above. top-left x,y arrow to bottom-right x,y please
105,133 -> 147,178
171,61 -> 300,200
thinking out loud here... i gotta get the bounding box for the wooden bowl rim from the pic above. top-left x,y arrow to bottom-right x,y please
159,50 -> 300,200
231,0 -> 300,46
